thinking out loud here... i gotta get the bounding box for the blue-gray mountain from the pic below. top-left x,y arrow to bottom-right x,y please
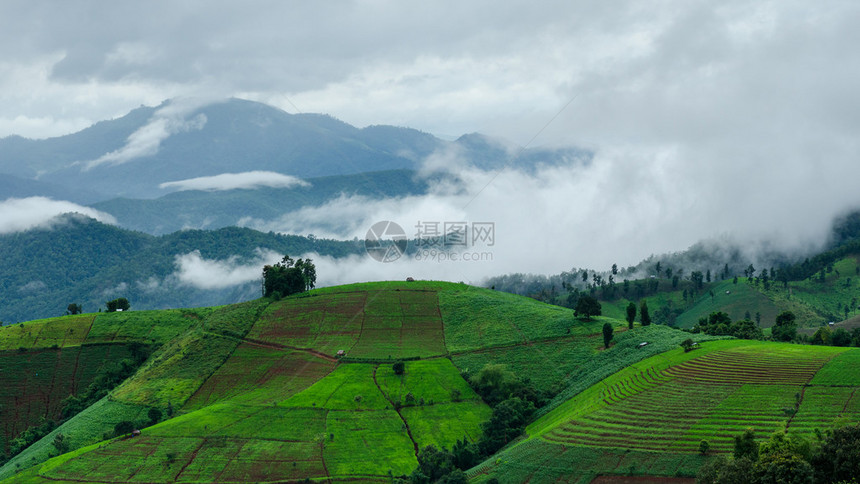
0,98 -> 589,202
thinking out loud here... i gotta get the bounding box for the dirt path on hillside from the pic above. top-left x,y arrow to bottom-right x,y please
372,365 -> 419,458
174,438 -> 206,481
240,336 -> 338,362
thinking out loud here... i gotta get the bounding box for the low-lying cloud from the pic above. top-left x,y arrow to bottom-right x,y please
173,249 -> 282,290
239,139 -> 860,286
0,197 -> 117,234
84,97 -> 217,170
159,171 -> 309,192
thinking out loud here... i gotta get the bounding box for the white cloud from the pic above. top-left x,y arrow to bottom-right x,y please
173,249 -> 282,290
101,282 -> 129,298
0,197 -> 116,234
241,138 -> 860,284
159,171 -> 309,192
83,97 -> 217,170
18,281 -> 46,293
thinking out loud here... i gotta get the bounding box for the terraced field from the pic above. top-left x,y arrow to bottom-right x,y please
537,342 -> 848,453
470,439 -> 706,484
247,288 -> 447,359
470,341 -> 860,482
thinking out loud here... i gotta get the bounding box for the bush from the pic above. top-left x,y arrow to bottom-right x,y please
393,361 -> 405,375
52,433 -> 69,454
148,407 -> 163,425
113,420 -> 136,437
105,297 -> 130,312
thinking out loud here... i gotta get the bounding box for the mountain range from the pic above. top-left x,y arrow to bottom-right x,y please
0,98 -> 589,205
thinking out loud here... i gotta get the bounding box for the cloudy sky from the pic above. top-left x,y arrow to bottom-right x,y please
2,0 -> 860,283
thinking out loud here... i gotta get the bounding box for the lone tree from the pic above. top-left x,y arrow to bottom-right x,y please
680,338 -> 696,352
640,300 -> 651,326
602,323 -> 614,349
574,295 -> 602,321
625,302 -> 636,329
105,298 -> 130,312
67,303 -> 82,315
262,256 -> 317,298
772,311 -> 797,342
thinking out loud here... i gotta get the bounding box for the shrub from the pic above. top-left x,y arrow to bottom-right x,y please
681,338 -> 696,352
113,420 -> 136,437
148,407 -> 163,425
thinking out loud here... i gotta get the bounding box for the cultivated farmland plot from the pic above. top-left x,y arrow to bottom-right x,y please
527,341 -> 858,457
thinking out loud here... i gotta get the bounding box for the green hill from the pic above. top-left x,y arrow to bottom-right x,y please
0,281 -> 857,483
0,282 -> 698,482
476,341 -> 860,483
593,254 -> 860,333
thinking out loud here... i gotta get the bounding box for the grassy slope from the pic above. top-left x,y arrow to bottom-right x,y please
786,255 -> 860,323
473,341 -> 860,483
5,280 -> 855,483
599,255 -> 860,330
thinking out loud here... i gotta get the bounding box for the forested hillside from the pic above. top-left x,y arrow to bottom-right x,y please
0,214 -> 361,324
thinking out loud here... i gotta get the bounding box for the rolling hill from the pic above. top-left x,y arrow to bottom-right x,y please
1,281 -> 855,482
0,282 -> 723,482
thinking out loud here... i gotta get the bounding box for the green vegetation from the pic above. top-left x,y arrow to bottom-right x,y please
0,342 -> 136,460
104,297 -> 129,313
261,255 -> 316,298
574,294 -> 601,320
2,280 -> 859,483
698,425 -> 860,484
0,315 -> 93,351
0,215 -> 362,325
